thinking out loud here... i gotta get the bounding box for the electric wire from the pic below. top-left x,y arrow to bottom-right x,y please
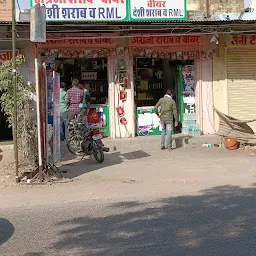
16,0 -> 21,13
3,28 -> 256,42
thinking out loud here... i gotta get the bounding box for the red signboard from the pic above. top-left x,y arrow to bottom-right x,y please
0,50 -> 20,64
130,35 -> 201,46
38,33 -> 117,48
230,35 -> 256,45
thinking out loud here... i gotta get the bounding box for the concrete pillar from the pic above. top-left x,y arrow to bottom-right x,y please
194,57 -> 214,135
108,53 -> 135,139
212,36 -> 228,131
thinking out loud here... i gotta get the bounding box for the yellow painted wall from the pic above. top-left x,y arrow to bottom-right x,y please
212,36 -> 228,131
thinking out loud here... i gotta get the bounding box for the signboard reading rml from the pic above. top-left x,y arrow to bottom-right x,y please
131,0 -> 186,20
30,0 -> 186,21
31,0 -> 128,21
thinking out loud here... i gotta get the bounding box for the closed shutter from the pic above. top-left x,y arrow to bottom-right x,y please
227,48 -> 256,132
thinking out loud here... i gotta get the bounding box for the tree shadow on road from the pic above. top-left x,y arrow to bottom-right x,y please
0,218 -> 14,246
61,151 -> 124,179
49,185 -> 256,256
61,150 -> 150,180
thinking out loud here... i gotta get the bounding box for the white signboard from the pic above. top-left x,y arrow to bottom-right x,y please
31,0 -> 128,21
130,0 -> 186,20
81,72 -> 97,80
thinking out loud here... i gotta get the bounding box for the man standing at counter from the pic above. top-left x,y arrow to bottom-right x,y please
83,83 -> 91,114
154,89 -> 178,150
78,82 -> 91,125
66,79 -> 84,121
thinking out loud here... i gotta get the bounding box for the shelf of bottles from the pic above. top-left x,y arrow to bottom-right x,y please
135,58 -> 165,107
80,58 -> 108,105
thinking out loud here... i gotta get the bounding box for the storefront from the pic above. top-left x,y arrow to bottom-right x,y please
37,33 -> 118,137
129,34 -> 216,137
227,34 -> 256,132
36,32 -> 216,139
29,0 -> 218,139
213,34 -> 256,133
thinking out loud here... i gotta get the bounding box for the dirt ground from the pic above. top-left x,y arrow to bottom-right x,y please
1,135 -> 256,196
0,150 -> 16,190
0,149 -> 35,190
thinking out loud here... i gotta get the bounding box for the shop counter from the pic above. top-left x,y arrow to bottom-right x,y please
88,104 -> 110,137
137,106 -> 161,136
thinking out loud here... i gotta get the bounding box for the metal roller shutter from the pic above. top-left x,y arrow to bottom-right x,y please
227,48 -> 256,132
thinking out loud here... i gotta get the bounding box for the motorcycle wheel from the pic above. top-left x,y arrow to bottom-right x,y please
92,142 -> 104,163
66,134 -> 83,156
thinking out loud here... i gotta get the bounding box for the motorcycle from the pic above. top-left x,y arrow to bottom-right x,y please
66,112 -> 109,163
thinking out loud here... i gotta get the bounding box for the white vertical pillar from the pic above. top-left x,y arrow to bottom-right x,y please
195,57 -> 214,135
201,58 -> 214,134
35,59 -> 43,168
107,55 -> 116,139
108,54 -> 135,139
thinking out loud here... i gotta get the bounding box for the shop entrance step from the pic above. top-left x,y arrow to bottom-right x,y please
103,134 -> 222,152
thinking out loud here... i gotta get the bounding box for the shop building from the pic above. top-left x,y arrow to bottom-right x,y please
35,31 -> 216,139
26,0 -> 217,139
129,34 -> 216,137
37,34 -> 117,137
213,34 -> 256,133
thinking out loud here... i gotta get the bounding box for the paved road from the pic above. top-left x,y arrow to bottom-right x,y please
0,146 -> 256,255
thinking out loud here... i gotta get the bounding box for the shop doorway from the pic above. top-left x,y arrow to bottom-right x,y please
57,58 -> 108,105
54,57 -> 110,137
0,97 -> 12,142
134,57 -> 194,136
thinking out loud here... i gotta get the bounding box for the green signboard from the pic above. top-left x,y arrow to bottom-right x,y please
30,0 -> 186,22
130,0 -> 187,21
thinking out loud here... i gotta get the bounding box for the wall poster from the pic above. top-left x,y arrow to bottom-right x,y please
53,71 -> 61,163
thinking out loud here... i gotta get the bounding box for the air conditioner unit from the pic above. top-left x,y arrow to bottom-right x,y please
18,10 -> 30,22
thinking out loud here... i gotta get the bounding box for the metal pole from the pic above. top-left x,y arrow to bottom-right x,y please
35,59 -> 43,182
206,0 -> 210,18
12,0 -> 19,183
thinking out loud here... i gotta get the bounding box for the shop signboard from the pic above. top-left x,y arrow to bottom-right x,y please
130,0 -> 186,21
130,35 -> 200,46
230,34 -> 256,46
30,0 -> 129,21
38,33 -> 117,48
0,0 -> 12,22
30,0 -> 186,21
0,50 -> 20,65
